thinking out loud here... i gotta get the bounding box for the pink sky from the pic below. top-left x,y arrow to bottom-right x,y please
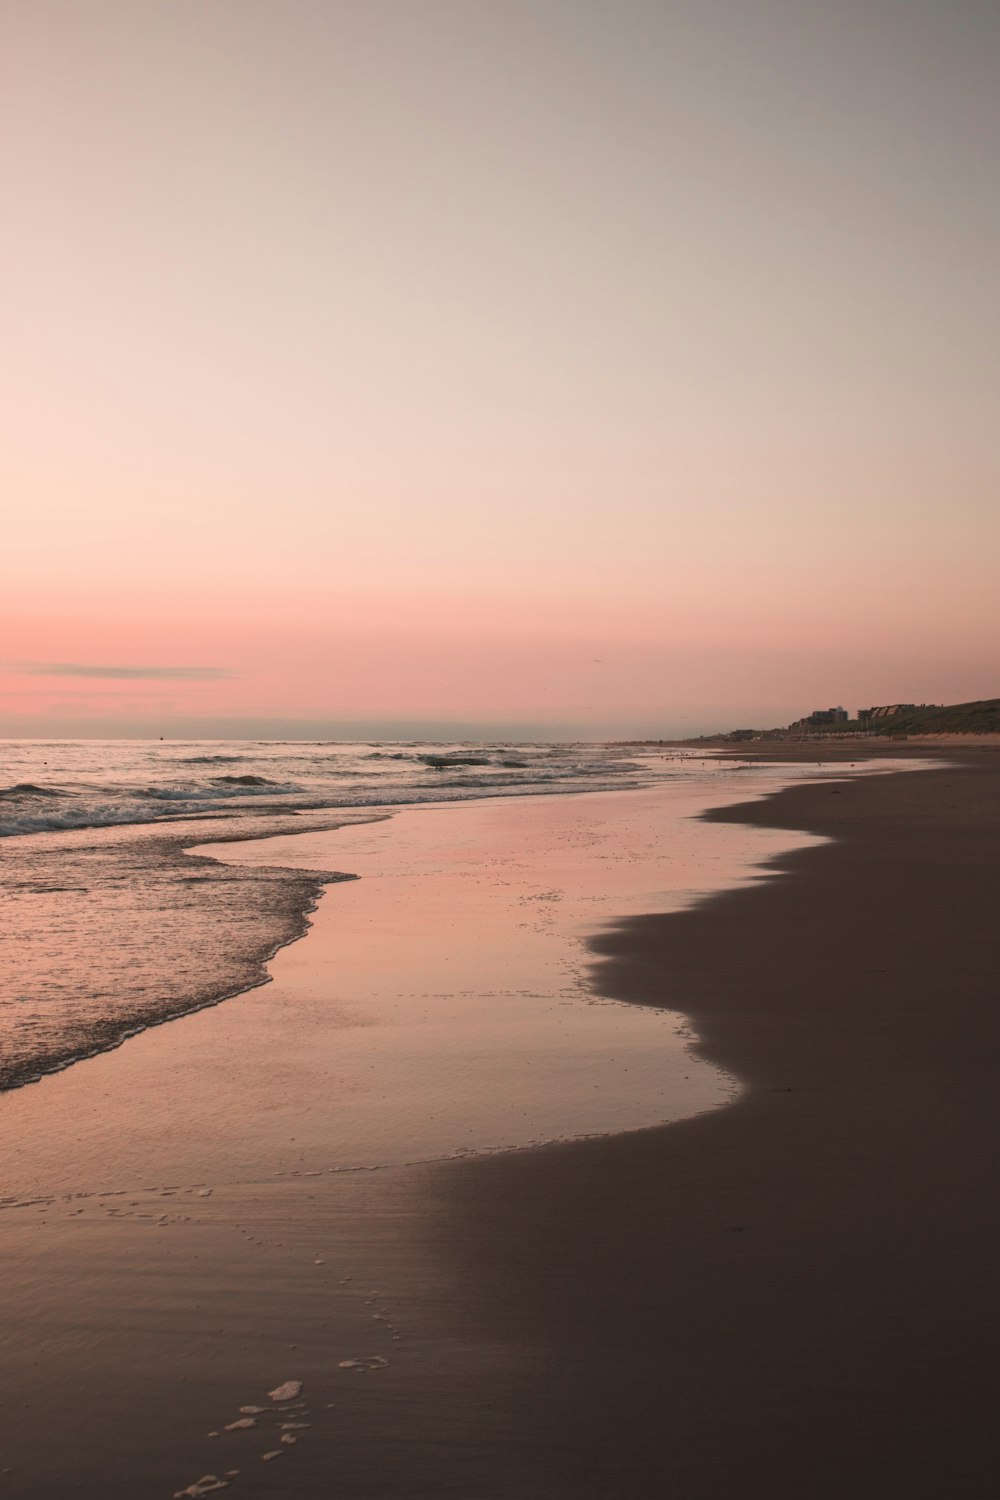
3,1 -> 998,738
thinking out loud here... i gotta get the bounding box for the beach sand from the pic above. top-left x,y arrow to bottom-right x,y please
432,752 -> 1000,1497
0,777 -> 803,1497
2,756 -> 997,1496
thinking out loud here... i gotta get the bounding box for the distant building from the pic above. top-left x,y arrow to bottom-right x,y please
857,703 -> 936,725
789,706 -> 849,730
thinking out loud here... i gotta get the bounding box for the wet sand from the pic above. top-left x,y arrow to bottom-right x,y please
3,757 -> 995,1496
0,773 -> 824,1499
434,754 -> 1000,1496
2,782 -> 807,1198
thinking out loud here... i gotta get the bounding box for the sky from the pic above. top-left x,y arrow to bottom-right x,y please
2,0 -> 998,739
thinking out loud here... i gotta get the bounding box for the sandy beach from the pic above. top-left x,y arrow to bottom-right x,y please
2,753 -> 997,1497
7,1 -> 999,1492
434,750 -> 1000,1497
0,769 -> 808,1498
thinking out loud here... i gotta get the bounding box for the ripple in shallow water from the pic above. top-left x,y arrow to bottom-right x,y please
0,814 -> 358,1090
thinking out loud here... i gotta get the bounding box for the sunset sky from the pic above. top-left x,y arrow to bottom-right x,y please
3,0 -> 998,738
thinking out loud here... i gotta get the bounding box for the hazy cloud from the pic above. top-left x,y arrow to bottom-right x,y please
9,663 -> 235,681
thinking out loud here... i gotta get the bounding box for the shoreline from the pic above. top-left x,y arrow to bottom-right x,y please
0,758 -> 708,1094
2,769 -> 806,1499
428,754 -> 1000,1496
2,755 -> 994,1495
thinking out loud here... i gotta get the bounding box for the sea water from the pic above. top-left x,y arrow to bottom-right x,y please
0,740 -> 648,1088
0,739 -> 898,1095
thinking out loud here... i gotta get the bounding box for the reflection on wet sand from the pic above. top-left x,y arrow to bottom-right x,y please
0,773 -> 843,1497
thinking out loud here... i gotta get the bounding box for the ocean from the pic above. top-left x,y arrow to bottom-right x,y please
0,738 -> 680,1091
0,738 -> 898,1099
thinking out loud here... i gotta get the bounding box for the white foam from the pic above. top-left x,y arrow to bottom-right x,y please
174,1476 -> 229,1497
267,1380 -> 302,1402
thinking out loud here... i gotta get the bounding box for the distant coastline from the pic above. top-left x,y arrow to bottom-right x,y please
623,695 -> 1000,749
